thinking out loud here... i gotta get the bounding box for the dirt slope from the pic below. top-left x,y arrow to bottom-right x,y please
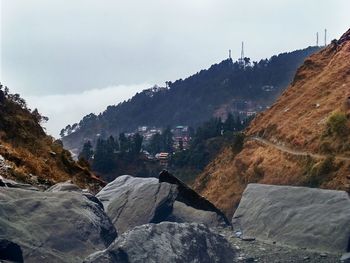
0,87 -> 104,192
193,29 -> 350,218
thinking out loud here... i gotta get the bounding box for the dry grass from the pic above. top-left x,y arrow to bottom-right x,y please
0,95 -> 104,192
193,33 -> 350,218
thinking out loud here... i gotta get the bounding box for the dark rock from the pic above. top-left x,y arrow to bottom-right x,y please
338,28 -> 350,45
159,170 -> 230,225
84,222 -> 236,263
0,239 -> 23,263
241,237 -> 256,242
0,90 -> 5,104
0,187 -> 117,262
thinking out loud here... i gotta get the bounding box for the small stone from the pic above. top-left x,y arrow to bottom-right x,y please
245,257 -> 255,262
235,231 -> 242,238
320,253 -> 327,257
303,256 -> 310,261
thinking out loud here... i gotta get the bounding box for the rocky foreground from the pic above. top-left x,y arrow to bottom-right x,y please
0,171 -> 350,262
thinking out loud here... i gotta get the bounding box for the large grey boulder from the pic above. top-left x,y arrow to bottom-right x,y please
84,222 -> 236,263
96,175 -> 178,233
233,184 -> 350,253
0,187 -> 117,263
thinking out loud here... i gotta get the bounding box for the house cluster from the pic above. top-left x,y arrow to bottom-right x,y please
231,99 -> 259,117
136,126 -> 162,142
136,125 -> 192,167
172,126 -> 191,150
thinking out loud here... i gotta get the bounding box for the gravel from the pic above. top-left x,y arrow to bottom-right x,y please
215,227 -> 341,263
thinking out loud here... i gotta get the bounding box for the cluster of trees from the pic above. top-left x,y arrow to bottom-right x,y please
146,127 -> 175,155
79,133 -> 143,173
170,114 -> 251,172
0,84 -> 48,124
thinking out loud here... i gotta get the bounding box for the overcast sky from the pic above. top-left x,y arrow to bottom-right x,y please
0,0 -> 349,137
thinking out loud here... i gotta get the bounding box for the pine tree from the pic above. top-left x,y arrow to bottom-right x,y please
119,133 -> 128,153
162,126 -> 173,152
78,141 -> 93,161
92,138 -> 115,173
131,133 -> 143,155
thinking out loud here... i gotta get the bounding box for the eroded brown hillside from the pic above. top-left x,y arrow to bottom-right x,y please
193,29 -> 350,218
0,87 -> 104,192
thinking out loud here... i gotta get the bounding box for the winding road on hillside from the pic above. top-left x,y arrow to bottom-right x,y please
249,136 -> 350,162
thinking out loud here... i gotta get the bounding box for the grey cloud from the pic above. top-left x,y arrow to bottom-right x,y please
1,0 -> 349,135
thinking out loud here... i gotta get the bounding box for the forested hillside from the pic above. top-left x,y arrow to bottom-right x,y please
62,46 -> 320,152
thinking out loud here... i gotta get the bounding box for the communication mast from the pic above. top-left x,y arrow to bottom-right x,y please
229,49 -> 232,59
324,29 -> 327,46
238,41 -> 245,67
316,32 -> 319,46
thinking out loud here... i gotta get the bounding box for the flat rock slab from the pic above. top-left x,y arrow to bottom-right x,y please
0,187 -> 117,263
84,222 -> 236,263
233,184 -> 350,253
96,175 -> 178,233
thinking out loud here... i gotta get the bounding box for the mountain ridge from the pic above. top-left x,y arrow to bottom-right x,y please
61,46 -> 320,152
192,29 -> 350,218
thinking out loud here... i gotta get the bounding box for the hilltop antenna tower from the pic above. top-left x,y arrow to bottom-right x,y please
229,49 -> 232,59
324,29 -> 327,46
316,32 -> 319,46
238,41 -> 245,67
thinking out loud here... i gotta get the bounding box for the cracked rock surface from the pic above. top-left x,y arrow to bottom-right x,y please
96,175 -> 178,233
84,222 -> 236,263
0,187 -> 117,263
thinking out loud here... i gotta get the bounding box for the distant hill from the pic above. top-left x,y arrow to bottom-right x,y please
61,46 -> 320,152
0,85 -> 103,192
193,29 -> 350,218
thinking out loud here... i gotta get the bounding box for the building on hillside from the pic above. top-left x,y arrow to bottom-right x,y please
172,126 -> 191,150
138,126 -> 148,133
156,152 -> 169,167
246,111 -> 257,117
136,126 -> 162,145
